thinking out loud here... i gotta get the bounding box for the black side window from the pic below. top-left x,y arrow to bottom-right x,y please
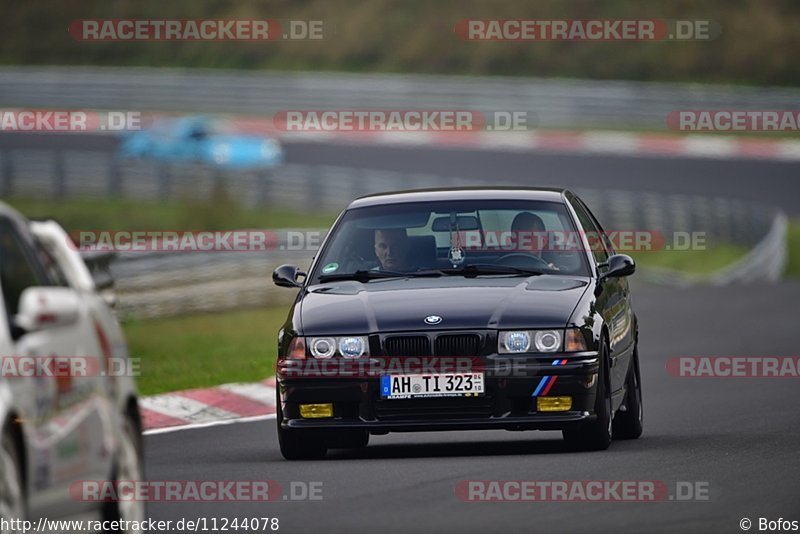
0,218 -> 45,316
33,238 -> 70,288
577,198 -> 616,257
568,197 -> 609,265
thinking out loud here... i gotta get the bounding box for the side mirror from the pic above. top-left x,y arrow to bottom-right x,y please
273,264 -> 305,288
600,254 -> 636,280
14,287 -> 81,333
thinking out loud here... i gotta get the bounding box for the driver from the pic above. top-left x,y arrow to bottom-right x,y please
510,212 -> 558,269
374,228 -> 412,271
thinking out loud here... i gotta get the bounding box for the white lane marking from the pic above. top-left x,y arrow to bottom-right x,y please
582,132 -> 639,154
479,132 -> 539,151
376,131 -> 434,146
683,136 -> 737,157
143,414 -> 276,436
776,140 -> 800,160
139,394 -> 239,423
218,383 -> 277,405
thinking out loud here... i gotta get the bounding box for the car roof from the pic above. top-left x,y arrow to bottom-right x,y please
347,187 -> 570,209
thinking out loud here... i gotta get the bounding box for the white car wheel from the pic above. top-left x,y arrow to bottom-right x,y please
111,416 -> 146,530
0,432 -> 25,531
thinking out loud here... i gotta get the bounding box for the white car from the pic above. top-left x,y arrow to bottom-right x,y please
0,204 -> 144,531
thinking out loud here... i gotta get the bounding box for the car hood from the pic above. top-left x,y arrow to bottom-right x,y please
299,276 -> 589,334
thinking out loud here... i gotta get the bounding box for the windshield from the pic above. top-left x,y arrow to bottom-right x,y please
309,199 -> 591,283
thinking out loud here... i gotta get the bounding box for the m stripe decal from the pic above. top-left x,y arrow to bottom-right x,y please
533,359 -> 568,397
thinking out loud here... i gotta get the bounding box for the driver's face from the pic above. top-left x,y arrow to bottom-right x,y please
374,230 -> 409,270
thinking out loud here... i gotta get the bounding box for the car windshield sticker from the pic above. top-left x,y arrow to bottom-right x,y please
322,262 -> 339,274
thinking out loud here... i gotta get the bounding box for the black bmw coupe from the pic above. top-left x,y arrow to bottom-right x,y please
273,187 -> 642,459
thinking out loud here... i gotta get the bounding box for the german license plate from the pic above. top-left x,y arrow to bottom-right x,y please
380,373 -> 485,399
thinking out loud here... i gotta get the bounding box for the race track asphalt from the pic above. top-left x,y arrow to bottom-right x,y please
6,131 -> 797,531
144,281 -> 800,533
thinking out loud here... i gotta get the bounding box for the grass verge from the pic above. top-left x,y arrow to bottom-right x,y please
123,306 -> 289,396
630,244 -> 749,276
786,220 -> 800,278
5,196 -> 337,231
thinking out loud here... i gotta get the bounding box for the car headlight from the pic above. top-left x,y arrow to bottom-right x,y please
310,337 -> 336,359
305,336 -> 369,359
338,336 -> 366,359
499,331 -> 531,353
534,330 -> 562,352
498,330 -> 563,353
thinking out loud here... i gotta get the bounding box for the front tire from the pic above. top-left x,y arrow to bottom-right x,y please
612,345 -> 643,440
103,410 -> 146,532
276,397 -> 327,460
0,428 -> 26,532
563,340 -> 612,451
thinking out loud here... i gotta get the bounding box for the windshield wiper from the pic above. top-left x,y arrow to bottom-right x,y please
317,269 -> 444,283
438,264 -> 546,277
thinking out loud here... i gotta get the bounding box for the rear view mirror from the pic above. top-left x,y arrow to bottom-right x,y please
431,215 -> 480,232
14,287 -> 81,333
600,254 -> 636,279
273,264 -> 306,288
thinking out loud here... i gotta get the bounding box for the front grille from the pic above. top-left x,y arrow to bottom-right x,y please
374,397 -> 494,421
435,334 -> 481,357
384,336 -> 431,357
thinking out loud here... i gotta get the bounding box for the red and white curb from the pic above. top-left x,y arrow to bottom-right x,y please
14,106 -> 795,162
140,377 -> 277,435
230,119 -> 800,162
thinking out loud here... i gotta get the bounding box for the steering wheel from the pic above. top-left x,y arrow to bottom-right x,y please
495,252 -> 551,269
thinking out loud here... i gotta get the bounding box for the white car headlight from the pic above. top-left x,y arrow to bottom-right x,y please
310,337 -> 336,359
500,331 -> 531,353
499,330 -> 563,353
338,336 -> 367,359
534,330 -> 562,352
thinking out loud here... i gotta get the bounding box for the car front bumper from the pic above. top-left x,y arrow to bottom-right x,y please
277,353 -> 600,433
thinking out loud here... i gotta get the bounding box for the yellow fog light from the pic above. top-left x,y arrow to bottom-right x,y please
299,403 -> 334,418
537,396 -> 572,412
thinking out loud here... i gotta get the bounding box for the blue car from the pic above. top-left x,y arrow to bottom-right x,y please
118,116 -> 284,169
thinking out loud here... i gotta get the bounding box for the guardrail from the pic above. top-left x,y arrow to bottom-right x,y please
1,147 -> 785,318
3,66 -> 800,130
0,145 -> 784,316
76,179 -> 779,319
